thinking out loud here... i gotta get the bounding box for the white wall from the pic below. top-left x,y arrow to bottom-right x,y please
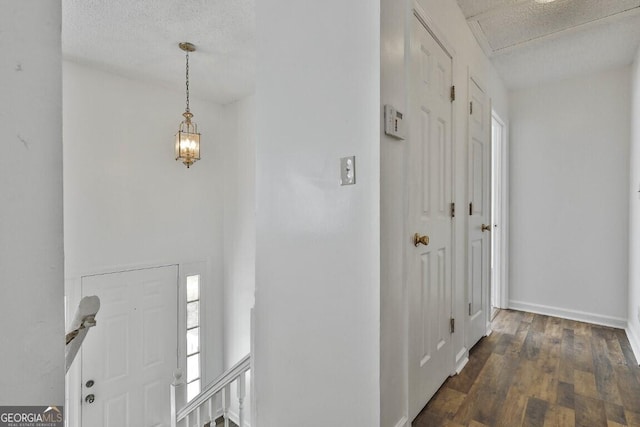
509,67 -> 630,327
380,2 -> 408,424
222,95 -> 256,368
63,61 -> 225,384
221,95 -> 255,425
628,46 -> 640,362
0,0 -> 64,405
380,0 -> 509,425
254,0 -> 381,425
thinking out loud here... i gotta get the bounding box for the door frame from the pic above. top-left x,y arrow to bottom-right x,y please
406,2 -> 458,421
491,110 -> 509,310
65,262 -> 186,427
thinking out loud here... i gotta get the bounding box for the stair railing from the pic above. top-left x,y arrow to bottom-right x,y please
171,354 -> 251,427
65,295 -> 100,373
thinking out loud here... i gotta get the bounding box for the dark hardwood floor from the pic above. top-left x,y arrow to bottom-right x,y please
211,416 -> 238,427
219,418 -> 238,427
413,309 -> 640,427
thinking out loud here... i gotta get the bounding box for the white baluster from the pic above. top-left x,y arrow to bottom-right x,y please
207,396 -> 213,425
237,372 -> 246,427
195,406 -> 201,427
223,384 -> 230,427
185,414 -> 190,427
171,370 -> 185,427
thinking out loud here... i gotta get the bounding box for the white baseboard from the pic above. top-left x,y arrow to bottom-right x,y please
393,415 -> 408,427
227,409 -> 251,427
455,347 -> 469,374
626,321 -> 640,366
508,300 -> 627,329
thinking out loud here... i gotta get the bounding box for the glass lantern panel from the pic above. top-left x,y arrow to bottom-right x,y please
192,133 -> 200,159
177,132 -> 200,159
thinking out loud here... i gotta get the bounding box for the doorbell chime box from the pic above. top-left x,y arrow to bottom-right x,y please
384,104 -> 406,140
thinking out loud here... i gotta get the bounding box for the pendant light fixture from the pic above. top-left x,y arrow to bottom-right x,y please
175,42 -> 201,168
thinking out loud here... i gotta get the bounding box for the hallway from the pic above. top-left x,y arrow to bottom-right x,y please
414,310 -> 640,426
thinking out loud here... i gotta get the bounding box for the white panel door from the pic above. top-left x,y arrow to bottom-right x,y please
408,14 -> 454,420
467,77 -> 490,349
81,266 -> 178,427
491,113 -> 504,314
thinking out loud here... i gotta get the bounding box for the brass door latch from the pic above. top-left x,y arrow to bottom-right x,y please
413,233 -> 430,247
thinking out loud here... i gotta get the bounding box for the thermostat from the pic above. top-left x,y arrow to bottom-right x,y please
384,104 -> 406,140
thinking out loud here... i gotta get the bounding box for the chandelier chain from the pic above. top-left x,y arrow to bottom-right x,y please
185,51 -> 190,113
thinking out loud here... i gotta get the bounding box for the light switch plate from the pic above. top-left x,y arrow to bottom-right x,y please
340,156 -> 356,185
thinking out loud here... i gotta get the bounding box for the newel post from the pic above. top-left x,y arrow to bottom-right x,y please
171,369 -> 185,427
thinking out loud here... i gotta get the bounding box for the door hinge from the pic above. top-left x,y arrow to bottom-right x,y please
470,101 -> 473,115
450,202 -> 455,218
450,85 -> 456,102
469,303 -> 472,315
450,318 -> 455,334
469,202 -> 473,215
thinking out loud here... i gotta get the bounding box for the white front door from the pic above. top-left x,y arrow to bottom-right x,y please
408,13 -> 454,420
467,77 -> 491,349
81,266 -> 178,427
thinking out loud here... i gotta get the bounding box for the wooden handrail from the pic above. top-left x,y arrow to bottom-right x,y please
176,353 -> 251,422
65,296 -> 100,373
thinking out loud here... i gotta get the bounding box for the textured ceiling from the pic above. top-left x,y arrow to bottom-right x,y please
62,0 -> 255,105
62,1 -> 640,98
457,0 -> 640,89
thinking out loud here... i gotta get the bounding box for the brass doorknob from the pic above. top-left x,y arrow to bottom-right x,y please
481,224 -> 491,232
413,233 -> 429,247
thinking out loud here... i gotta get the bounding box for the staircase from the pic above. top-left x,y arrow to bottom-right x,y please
212,417 -> 238,427
171,354 -> 251,427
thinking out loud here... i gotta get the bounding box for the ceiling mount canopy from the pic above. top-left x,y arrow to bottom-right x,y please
179,42 -> 196,53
